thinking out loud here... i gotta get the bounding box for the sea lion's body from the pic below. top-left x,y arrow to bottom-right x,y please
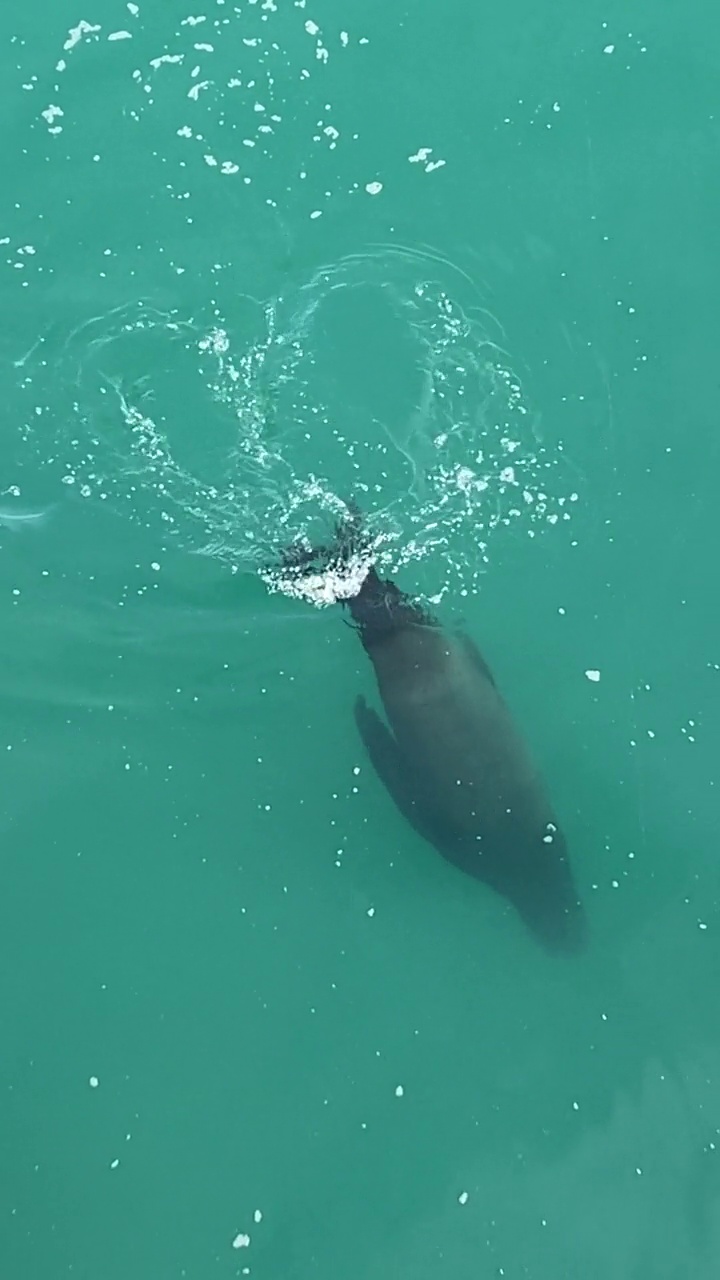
345,565 -> 586,954
279,525 -> 586,953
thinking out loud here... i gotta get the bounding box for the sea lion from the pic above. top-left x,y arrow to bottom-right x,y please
278,519 -> 586,954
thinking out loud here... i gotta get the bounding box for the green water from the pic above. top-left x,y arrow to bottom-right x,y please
2,1 -> 719,1276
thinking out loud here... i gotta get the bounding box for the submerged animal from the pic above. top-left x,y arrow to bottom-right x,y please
278,515 -> 586,955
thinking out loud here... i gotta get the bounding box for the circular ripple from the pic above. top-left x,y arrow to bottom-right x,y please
17,245 -> 578,603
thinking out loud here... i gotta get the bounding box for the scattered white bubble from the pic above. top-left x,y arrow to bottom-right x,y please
41,103 -> 64,130
30,226 -> 578,609
232,1233 -> 251,1249
365,181 -> 383,195
395,1085 -> 404,1097
89,1076 -> 99,1088
408,147 -> 446,173
253,1209 -> 263,1224
150,52 -> 183,68
458,1191 -> 469,1205
585,670 -> 601,682
64,20 -> 101,52
603,44 -> 615,53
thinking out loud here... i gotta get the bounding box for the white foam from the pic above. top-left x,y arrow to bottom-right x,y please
264,552 -> 374,608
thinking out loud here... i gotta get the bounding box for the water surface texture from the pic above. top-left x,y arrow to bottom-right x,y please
2,2 -> 719,1277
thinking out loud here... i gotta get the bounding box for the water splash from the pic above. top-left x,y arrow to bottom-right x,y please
14,246 -> 579,602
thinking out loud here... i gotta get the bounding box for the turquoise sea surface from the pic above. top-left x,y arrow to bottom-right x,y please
2,2 -> 719,1277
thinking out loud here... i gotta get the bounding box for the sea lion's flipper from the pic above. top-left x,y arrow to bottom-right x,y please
455,631 -> 497,688
353,696 -> 445,845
